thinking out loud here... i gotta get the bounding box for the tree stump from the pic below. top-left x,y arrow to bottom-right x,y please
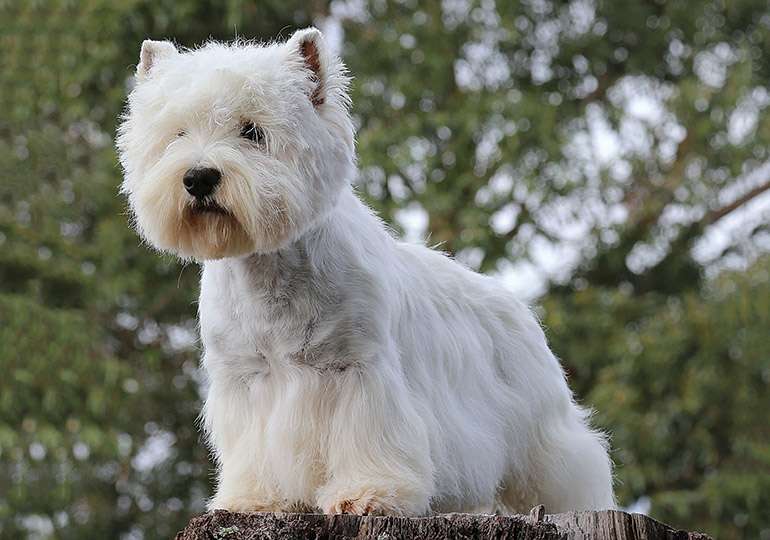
174,509 -> 714,540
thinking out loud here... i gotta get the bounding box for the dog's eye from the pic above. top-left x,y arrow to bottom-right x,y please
177,130 -> 186,137
240,121 -> 264,144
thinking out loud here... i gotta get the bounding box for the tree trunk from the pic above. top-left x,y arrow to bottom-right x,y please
174,508 -> 714,540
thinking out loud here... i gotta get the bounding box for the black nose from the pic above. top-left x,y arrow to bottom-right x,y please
183,167 -> 221,199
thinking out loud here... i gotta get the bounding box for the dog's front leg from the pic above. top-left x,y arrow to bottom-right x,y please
315,362 -> 435,516
203,378 -> 292,513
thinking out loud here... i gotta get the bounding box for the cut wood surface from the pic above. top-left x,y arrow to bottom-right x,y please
174,509 -> 714,540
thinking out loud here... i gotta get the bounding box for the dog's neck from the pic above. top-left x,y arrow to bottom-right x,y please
200,191 -> 393,374
206,189 -> 390,323
233,225 -> 329,305
218,194 -> 356,317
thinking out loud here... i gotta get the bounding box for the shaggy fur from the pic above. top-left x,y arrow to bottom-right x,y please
117,28 -> 615,515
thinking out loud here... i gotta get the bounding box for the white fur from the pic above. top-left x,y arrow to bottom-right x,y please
117,28 -> 615,515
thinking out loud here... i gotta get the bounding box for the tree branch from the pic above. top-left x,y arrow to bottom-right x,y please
700,180 -> 770,229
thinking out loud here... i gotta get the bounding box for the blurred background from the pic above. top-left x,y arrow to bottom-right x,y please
1,0 -> 769,538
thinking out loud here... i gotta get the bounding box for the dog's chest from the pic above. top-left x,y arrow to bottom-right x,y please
199,257 -> 360,374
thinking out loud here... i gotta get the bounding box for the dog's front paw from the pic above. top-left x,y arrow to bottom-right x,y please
324,488 -> 411,516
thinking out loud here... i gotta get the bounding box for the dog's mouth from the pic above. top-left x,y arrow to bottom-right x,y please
191,198 -> 231,216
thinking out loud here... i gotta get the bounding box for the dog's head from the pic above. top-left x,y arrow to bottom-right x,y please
117,28 -> 354,261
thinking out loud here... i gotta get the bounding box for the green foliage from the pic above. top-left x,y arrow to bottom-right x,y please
541,258 -> 770,538
1,0 -> 769,539
346,0 -> 770,283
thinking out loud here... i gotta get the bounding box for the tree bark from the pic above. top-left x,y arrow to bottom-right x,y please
173,509 -> 714,540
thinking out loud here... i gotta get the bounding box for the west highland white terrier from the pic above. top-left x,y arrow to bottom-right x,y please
117,28 -> 615,516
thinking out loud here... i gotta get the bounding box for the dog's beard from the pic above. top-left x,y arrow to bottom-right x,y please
174,199 -> 255,260
133,177 -> 257,260
132,176 -> 301,261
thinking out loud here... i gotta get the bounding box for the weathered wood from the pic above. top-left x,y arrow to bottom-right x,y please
545,511 -> 713,540
174,509 -> 714,540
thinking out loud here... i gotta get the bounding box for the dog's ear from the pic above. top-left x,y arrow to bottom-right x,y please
137,40 -> 178,82
286,28 -> 329,108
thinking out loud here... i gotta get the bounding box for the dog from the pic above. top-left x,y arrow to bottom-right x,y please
116,27 -> 615,515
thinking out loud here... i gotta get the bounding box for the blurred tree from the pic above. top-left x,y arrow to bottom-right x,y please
540,257 -> 770,539
0,1 -> 326,539
345,0 -> 770,293
1,0 -> 769,539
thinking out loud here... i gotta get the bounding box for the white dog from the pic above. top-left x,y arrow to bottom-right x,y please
117,28 -> 615,516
